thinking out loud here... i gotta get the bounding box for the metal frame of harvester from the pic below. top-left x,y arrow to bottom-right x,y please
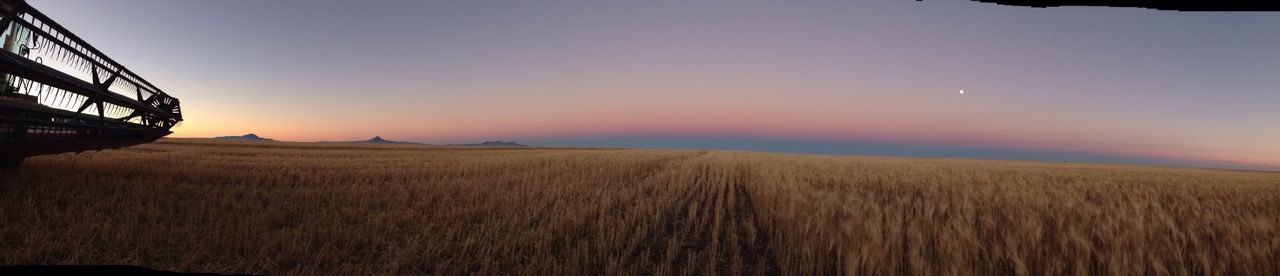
0,0 -> 182,168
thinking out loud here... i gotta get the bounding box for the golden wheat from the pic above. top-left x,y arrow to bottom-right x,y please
2,138 -> 1277,275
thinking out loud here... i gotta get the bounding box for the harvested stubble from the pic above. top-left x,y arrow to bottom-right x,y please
2,138 -> 1278,275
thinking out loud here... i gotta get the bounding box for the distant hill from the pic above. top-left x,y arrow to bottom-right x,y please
320,136 -> 419,144
214,133 -> 274,141
360,136 -> 417,144
461,141 -> 526,147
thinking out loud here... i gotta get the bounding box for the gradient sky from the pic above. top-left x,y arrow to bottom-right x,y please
27,0 -> 1280,170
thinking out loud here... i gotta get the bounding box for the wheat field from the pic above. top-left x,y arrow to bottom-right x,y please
2,138 -> 1278,275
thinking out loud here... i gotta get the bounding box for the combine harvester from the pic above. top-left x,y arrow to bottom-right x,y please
0,0 -> 181,168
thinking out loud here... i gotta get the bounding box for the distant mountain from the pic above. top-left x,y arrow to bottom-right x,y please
319,136 -> 418,144
215,133 -> 274,141
360,136 -> 417,144
461,141 -> 526,147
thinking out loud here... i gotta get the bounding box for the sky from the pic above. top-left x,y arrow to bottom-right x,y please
26,0 -> 1280,171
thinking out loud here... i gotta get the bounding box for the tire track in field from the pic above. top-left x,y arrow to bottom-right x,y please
732,164 -> 782,275
634,155 -> 779,275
